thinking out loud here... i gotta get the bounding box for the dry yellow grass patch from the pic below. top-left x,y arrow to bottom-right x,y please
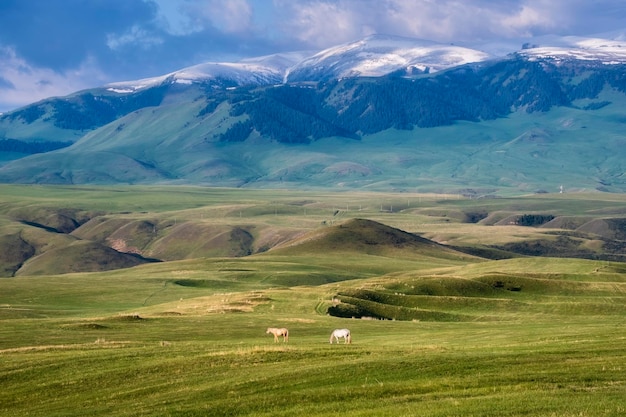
141,291 -> 272,316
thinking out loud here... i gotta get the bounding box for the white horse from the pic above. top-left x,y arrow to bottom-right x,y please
266,327 -> 289,343
329,328 -> 351,344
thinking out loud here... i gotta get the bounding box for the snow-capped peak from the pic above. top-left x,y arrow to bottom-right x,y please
103,32 -> 626,95
285,34 -> 493,82
105,52 -> 307,93
517,33 -> 626,64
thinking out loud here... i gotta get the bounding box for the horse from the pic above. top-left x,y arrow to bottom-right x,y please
266,327 -> 289,343
329,328 -> 351,344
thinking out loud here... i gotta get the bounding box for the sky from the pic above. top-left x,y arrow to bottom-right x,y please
1,0 -> 625,113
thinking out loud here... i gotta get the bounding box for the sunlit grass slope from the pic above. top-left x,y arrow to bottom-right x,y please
4,185 -> 626,277
0,252 -> 624,416
328,256 -> 626,321
0,185 -> 625,416
3,85 -> 626,192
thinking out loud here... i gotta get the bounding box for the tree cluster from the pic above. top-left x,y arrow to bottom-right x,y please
0,138 -> 72,154
516,214 -> 555,227
50,86 -> 169,130
0,105 -> 46,124
213,56 -> 613,144
224,85 -> 358,143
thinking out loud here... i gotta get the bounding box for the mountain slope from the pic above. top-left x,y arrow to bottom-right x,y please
271,218 -> 480,262
518,33 -> 626,63
1,33 -> 626,191
15,240 -> 150,276
106,52 -> 308,93
285,34 -> 492,82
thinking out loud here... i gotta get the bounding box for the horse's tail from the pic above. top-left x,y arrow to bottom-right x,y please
347,332 -> 352,344
329,333 -> 334,344
284,329 -> 289,342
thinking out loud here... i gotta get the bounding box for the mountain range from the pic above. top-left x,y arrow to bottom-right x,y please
2,33 -> 626,193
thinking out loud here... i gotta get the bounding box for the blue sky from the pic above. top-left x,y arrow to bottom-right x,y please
1,0 -> 625,113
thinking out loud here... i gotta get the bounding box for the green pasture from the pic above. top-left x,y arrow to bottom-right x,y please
0,185 -> 625,416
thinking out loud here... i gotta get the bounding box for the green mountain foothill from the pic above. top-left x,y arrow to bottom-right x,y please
2,186 -> 626,277
1,56 -> 626,192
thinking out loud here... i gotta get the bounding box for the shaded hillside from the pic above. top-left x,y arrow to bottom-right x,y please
1,85 -> 169,132
457,214 -> 626,262
5,187 -> 626,277
1,56 -> 626,191
8,206 -> 96,234
0,208 -> 157,277
145,223 -> 255,260
0,233 -> 35,276
577,218 -> 626,240
271,218 -> 478,262
494,234 -> 604,260
0,201 -> 304,276
500,216 -> 626,261
71,216 -> 300,261
15,240 -> 151,276
72,217 -> 159,254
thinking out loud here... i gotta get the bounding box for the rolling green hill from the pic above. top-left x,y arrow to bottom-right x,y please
4,185 -> 626,277
270,218 -> 477,261
0,186 -> 625,416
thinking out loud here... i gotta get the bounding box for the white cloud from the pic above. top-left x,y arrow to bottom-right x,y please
152,0 -> 194,35
382,1 -> 476,40
148,0 -> 626,52
270,0 -> 573,47
107,25 -> 164,50
215,0 -> 254,33
148,0 -> 256,36
0,47 -> 106,112
380,0 -> 520,41
273,0 -> 373,47
178,0 -> 254,34
501,5 -> 558,37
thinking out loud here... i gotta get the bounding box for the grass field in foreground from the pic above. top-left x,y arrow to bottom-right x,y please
1,254 -> 624,416
0,186 -> 625,416
0,314 -> 624,417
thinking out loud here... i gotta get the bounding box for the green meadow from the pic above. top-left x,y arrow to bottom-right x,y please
0,185 -> 624,416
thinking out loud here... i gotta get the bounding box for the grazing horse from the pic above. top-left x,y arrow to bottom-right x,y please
329,328 -> 351,344
266,327 -> 289,343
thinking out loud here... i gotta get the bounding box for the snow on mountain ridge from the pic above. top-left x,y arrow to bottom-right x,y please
106,52 -> 308,93
285,34 -> 493,81
105,61 -> 281,93
104,32 -> 626,94
518,34 -> 626,64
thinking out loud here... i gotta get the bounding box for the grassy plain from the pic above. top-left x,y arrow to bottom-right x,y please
0,185 -> 625,416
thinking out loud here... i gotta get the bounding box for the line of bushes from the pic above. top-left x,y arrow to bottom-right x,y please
327,293 -> 463,321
